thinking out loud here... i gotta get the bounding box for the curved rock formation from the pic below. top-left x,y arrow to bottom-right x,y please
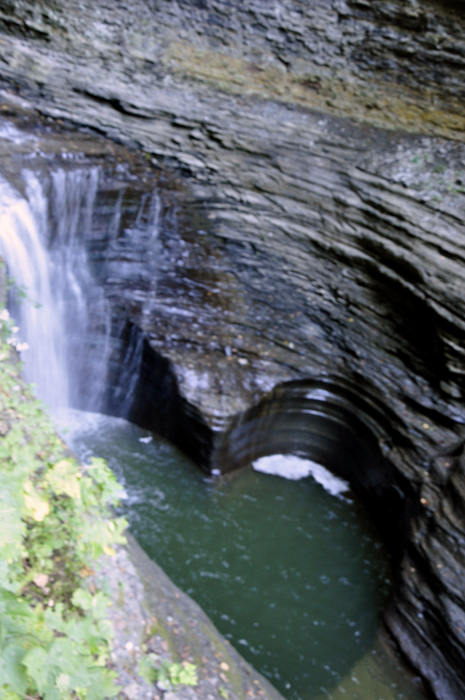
212,377 -> 408,555
0,1 -> 464,698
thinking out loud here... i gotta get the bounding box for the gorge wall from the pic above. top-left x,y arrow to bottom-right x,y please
0,1 -> 465,699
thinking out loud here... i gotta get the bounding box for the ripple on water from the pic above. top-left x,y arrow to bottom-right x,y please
58,409 -> 423,700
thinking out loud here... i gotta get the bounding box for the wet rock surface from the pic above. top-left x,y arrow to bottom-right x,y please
97,535 -> 283,700
0,1 -> 465,698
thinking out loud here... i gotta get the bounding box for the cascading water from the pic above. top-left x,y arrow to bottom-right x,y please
0,167 -> 110,413
0,173 -> 68,409
0,145 -> 425,700
109,319 -> 145,417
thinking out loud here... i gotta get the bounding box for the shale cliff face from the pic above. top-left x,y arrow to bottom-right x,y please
1,0 -> 465,138
0,1 -> 465,699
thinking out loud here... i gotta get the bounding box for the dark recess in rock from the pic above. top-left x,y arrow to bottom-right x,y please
103,318 -> 213,469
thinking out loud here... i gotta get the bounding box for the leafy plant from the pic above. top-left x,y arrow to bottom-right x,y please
0,304 -> 128,699
138,656 -> 198,688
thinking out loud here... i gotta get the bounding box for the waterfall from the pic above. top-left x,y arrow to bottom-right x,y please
0,167 -> 110,414
0,174 -> 68,409
109,320 -> 145,418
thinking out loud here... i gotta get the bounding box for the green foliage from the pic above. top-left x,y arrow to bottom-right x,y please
137,654 -> 159,684
0,307 -> 127,699
167,661 -> 198,686
138,656 -> 198,688
0,588 -> 118,700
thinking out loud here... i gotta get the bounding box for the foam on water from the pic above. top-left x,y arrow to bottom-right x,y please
252,454 -> 350,496
54,407 -> 112,436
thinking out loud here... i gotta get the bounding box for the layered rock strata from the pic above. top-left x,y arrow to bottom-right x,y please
0,1 -> 465,698
1,0 -> 465,138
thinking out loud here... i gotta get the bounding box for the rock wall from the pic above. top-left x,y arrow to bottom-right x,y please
0,1 -> 465,698
1,0 -> 465,138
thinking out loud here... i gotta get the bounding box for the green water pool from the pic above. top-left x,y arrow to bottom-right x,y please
61,410 -> 424,700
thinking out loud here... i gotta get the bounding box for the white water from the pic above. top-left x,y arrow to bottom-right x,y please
0,119 -> 37,145
252,453 -> 350,496
0,167 -> 109,413
0,174 -> 69,408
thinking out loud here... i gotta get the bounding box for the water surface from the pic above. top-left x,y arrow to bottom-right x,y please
61,410 -> 402,700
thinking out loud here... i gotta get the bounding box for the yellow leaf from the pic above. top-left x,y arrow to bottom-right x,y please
103,545 -> 115,556
46,459 -> 81,500
24,492 -> 50,522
